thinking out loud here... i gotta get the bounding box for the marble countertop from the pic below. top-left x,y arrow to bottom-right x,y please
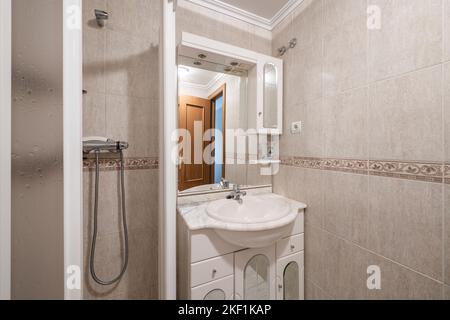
178,192 -> 307,232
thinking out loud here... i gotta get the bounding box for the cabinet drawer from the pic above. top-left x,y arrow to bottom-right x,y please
191,254 -> 234,288
276,234 -> 304,259
191,230 -> 240,263
191,275 -> 234,300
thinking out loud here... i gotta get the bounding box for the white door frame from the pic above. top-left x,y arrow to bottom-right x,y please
63,0 -> 83,300
0,0 -> 12,301
159,0 -> 177,300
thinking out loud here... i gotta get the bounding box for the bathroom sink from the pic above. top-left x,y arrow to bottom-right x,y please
205,194 -> 300,248
207,196 -> 291,224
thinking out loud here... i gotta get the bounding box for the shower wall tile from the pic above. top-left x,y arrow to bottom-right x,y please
445,185 -> 450,285
83,92 -> 106,137
105,30 -> 159,100
368,66 -> 443,162
445,286 -> 450,300
445,62 -> 450,162
367,176 -> 443,281
368,0 -> 443,82
82,0 -> 160,300
83,0 -> 107,94
445,0 -> 450,62
83,170 -> 122,238
323,171 -> 369,247
366,254 -> 443,300
323,87 -> 368,159
84,226 -> 158,300
105,95 -> 159,158
107,0 -> 161,43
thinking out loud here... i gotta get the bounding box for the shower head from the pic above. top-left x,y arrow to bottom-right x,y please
95,9 -> 108,28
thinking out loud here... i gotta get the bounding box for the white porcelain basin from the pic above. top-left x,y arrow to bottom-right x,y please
206,194 -> 300,248
207,196 -> 291,224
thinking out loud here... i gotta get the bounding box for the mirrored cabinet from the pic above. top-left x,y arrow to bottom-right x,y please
262,63 -> 282,133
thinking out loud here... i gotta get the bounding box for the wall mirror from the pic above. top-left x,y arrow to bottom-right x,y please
177,33 -> 283,195
263,63 -> 278,129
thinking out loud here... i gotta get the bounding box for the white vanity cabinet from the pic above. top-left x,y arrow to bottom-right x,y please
177,207 -> 305,300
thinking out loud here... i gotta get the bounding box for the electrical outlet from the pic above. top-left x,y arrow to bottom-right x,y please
291,121 -> 302,134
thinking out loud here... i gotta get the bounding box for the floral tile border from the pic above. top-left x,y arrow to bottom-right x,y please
281,157 -> 448,184
445,164 -> 450,184
83,157 -> 159,172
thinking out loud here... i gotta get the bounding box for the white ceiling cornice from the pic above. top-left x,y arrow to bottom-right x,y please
182,0 -> 304,31
180,73 -> 226,92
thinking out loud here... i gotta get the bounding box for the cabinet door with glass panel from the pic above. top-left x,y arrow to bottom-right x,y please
234,246 -> 276,300
276,252 -> 304,300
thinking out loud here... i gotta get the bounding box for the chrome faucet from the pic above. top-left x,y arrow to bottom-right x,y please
226,184 -> 247,204
220,178 -> 230,189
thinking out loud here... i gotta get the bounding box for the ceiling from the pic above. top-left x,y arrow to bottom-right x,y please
220,0 -> 290,20
182,0 -> 303,30
178,66 -> 222,87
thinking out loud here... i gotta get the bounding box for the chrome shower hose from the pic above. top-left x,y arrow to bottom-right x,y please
89,150 -> 129,285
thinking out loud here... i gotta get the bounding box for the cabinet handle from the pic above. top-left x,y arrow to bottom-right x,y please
212,269 -> 217,277
278,284 -> 283,290
290,245 -> 295,250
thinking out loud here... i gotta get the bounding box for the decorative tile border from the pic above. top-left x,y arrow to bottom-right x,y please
445,164 -> 450,184
281,156 -> 448,184
369,160 -> 443,183
83,157 -> 159,171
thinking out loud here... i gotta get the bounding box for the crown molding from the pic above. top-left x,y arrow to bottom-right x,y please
181,0 -> 304,31
180,73 -> 226,93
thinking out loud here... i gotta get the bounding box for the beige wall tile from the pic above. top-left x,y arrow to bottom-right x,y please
323,171 -> 369,247
83,0 -> 106,94
445,185 -> 450,285
293,0 -> 323,51
176,6 -> 271,55
445,285 -> 450,300
305,279 -> 333,300
274,166 -> 325,228
368,66 -> 443,162
321,231 -> 369,299
323,0 -> 367,35
367,176 -> 443,280
105,30 -> 159,99
304,224 -> 326,287
107,0 -> 161,43
368,0 -> 443,82
290,42 -> 323,105
84,227 -> 158,300
83,93 -> 106,137
105,95 -> 159,158
280,98 -> 325,158
366,253 -> 443,300
445,0 -> 450,62
323,0 -> 367,96
445,62 -> 450,162
84,170 -> 122,238
324,87 -> 368,159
